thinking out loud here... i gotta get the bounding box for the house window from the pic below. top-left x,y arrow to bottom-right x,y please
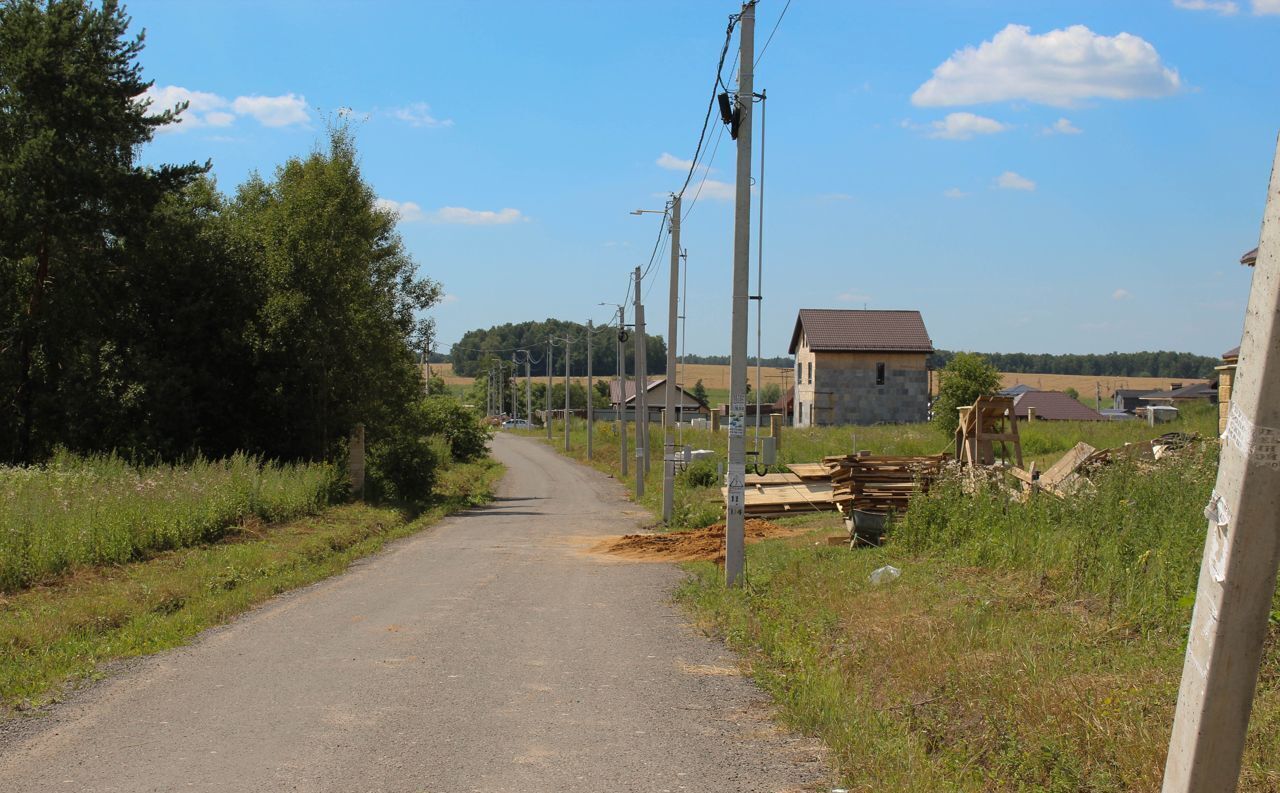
876,362 -> 886,386
796,362 -> 801,385
800,402 -> 805,424
807,362 -> 812,384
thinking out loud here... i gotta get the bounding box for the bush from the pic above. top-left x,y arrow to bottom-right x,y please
419,395 -> 491,462
932,352 -> 1002,437
366,434 -> 447,504
680,458 -> 721,488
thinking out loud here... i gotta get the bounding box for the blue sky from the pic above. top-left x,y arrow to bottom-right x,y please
132,0 -> 1280,359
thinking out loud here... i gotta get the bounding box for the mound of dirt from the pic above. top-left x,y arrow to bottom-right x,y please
594,519 -> 796,563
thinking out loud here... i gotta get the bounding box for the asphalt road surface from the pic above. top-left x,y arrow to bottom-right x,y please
0,433 -> 828,792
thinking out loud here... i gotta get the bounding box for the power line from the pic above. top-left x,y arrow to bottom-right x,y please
755,0 -> 792,67
675,12 -> 739,202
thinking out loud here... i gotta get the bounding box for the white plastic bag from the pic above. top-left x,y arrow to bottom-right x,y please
868,565 -> 901,585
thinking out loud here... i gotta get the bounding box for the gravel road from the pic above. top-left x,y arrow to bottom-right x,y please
0,433 -> 827,792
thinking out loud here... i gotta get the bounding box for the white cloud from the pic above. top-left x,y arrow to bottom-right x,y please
376,198 -> 428,223
1173,0 -> 1240,13
391,102 -> 454,128
996,171 -> 1036,191
1113,288 -> 1132,300
693,179 -> 736,201
656,152 -> 698,171
441,293 -> 460,304
911,24 -> 1182,108
1254,0 -> 1280,12
432,207 -> 526,225
232,94 -> 310,127
943,187 -> 971,199
926,112 -> 1008,140
838,292 -> 872,304
143,85 -> 310,132
377,199 -> 527,225
1045,117 -> 1083,135
817,192 -> 853,201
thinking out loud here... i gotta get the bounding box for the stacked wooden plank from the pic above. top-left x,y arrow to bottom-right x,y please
823,454 -> 948,516
720,473 -> 837,519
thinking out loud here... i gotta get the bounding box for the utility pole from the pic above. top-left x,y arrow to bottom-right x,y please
662,194 -> 681,524
563,335 -> 572,452
524,352 -> 532,426
725,0 -> 755,587
546,339 -> 554,440
618,305 -> 629,477
1162,135 -> 1280,793
587,320 -> 594,458
634,266 -> 646,499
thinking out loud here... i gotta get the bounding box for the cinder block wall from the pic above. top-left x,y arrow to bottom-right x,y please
812,352 -> 929,425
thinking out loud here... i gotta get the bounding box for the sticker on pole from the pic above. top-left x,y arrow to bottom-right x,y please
1222,403 -> 1280,470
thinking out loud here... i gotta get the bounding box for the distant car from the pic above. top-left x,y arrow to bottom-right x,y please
501,419 -> 533,430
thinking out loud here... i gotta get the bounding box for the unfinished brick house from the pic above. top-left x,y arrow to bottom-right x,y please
788,308 -> 933,427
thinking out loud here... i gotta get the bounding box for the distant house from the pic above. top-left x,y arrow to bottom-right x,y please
788,308 -> 933,426
1113,388 -> 1158,413
772,386 -> 795,418
1012,391 -> 1106,422
610,377 -> 708,418
1141,382 -> 1217,407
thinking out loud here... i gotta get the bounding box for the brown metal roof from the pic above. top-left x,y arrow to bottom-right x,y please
1012,391 -> 1106,421
788,309 -> 933,354
1242,247 -> 1258,267
608,378 -> 706,408
1223,345 -> 1240,360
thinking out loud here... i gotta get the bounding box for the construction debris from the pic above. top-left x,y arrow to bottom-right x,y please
824,454 -> 948,516
955,395 -> 1023,468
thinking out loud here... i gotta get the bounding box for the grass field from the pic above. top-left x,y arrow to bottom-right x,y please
676,444 -> 1279,791
0,458 -> 502,718
0,453 -> 338,592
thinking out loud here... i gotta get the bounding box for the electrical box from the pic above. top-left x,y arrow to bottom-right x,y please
761,436 -> 777,466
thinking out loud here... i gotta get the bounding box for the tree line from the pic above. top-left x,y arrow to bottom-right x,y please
1,0 -> 440,465
927,350 -> 1220,380
450,319 -> 667,378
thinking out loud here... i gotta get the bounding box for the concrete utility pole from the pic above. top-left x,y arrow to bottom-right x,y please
662,194 -> 681,524
563,335 -> 572,452
1162,135 -> 1280,793
587,320 -> 594,458
524,352 -> 532,426
618,305 -> 628,478
725,0 -> 755,587
634,266 -> 646,499
546,339 -> 554,440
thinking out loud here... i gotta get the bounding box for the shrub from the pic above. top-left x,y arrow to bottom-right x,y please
366,434 -> 447,504
680,458 -> 721,488
419,395 -> 491,462
932,352 -> 1002,437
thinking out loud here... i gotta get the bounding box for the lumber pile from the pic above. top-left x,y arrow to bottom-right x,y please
721,474 -> 837,519
823,454 -> 949,516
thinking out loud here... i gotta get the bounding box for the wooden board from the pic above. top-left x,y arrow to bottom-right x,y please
787,463 -> 830,480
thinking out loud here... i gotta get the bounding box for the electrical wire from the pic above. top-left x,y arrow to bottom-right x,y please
754,0 -> 792,68
675,13 -> 739,202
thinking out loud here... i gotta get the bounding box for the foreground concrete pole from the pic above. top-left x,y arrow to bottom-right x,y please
663,194 -> 681,525
1162,134 -> 1280,793
725,0 -> 754,586
770,412 -> 783,452
348,423 -> 365,501
634,267 -> 646,499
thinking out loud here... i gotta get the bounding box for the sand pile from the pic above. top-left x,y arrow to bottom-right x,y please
594,519 -> 795,563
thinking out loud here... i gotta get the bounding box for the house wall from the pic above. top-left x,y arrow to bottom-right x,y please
793,330 -> 818,427
809,351 -> 929,426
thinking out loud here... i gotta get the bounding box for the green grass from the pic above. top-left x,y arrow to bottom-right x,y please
674,446 -> 1280,791
0,457 -> 502,718
0,452 -> 339,592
